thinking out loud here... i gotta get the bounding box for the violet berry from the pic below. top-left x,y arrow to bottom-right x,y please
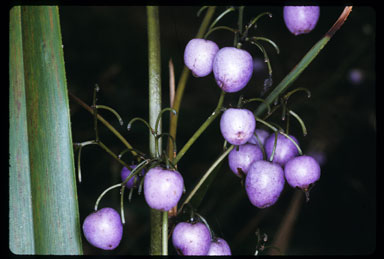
220,108 -> 256,146
143,166 -> 184,211
172,221 -> 211,255
213,47 -> 253,93
248,128 -> 270,147
283,6 -> 320,36
245,160 -> 285,208
264,133 -> 300,166
184,38 -> 219,77
120,165 -> 145,189
284,155 -> 321,190
82,207 -> 123,250
207,237 -> 232,256
228,143 -> 263,177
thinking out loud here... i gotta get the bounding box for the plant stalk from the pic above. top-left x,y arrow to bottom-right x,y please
147,6 -> 166,255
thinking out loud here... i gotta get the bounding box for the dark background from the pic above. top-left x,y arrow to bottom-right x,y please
59,5 -> 376,255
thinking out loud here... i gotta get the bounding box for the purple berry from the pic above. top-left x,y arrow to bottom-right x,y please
184,38 -> 219,77
213,47 -> 253,92
283,6 -> 320,35
82,207 -> 123,250
172,221 -> 211,255
264,133 -> 300,166
228,143 -> 263,177
220,108 -> 256,145
207,237 -> 232,255
143,166 -> 184,211
121,165 -> 145,189
245,160 -> 285,208
284,155 -> 321,190
248,128 -> 270,147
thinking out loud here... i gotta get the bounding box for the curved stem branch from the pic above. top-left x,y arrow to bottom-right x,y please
178,144 -> 234,214
96,104 -> 124,126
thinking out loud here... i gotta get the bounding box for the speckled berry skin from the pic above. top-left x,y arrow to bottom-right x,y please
284,155 -> 321,189
283,6 -> 320,36
184,38 -> 219,77
228,143 -> 263,177
207,237 -> 232,255
213,47 -> 253,92
264,133 -> 299,166
82,207 -> 123,250
248,129 -> 270,147
245,160 -> 285,208
143,166 -> 184,211
121,165 -> 144,189
220,108 -> 256,145
172,222 -> 211,255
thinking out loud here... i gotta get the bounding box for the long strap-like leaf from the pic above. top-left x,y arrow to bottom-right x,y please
19,6 -> 82,254
9,6 -> 35,254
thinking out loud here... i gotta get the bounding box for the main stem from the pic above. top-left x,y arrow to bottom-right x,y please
147,6 -> 166,255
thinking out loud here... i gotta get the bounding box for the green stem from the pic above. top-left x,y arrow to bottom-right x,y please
162,211 -> 168,255
96,104 -> 124,126
178,145 -> 234,214
173,90 -> 226,165
69,91 -> 138,158
147,6 -> 164,255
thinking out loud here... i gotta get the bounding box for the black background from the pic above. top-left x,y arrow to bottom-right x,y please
59,5 -> 376,255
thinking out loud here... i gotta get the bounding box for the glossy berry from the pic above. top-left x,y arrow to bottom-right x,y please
172,221 -> 211,255
82,207 -> 123,250
143,166 -> 184,211
120,165 -> 145,189
220,108 -> 256,145
213,47 -> 253,92
228,143 -> 263,177
184,38 -> 219,77
245,160 -> 285,208
264,133 -> 299,166
284,155 -> 321,190
283,6 -> 320,36
248,128 -> 270,147
207,237 -> 232,255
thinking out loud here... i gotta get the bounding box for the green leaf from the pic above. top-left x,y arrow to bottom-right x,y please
254,35 -> 331,117
19,6 -> 83,254
9,6 -> 35,254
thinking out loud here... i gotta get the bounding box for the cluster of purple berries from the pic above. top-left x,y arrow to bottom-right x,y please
226,126 -> 321,208
172,220 -> 231,255
81,6 -> 322,253
184,38 -> 253,93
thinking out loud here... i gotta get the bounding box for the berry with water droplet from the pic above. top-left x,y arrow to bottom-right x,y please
220,108 -> 256,145
245,160 -> 285,208
283,6 -> 320,35
82,207 -> 123,250
184,38 -> 219,77
172,221 -> 211,255
213,47 -> 253,93
228,143 -> 263,177
143,166 -> 184,211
